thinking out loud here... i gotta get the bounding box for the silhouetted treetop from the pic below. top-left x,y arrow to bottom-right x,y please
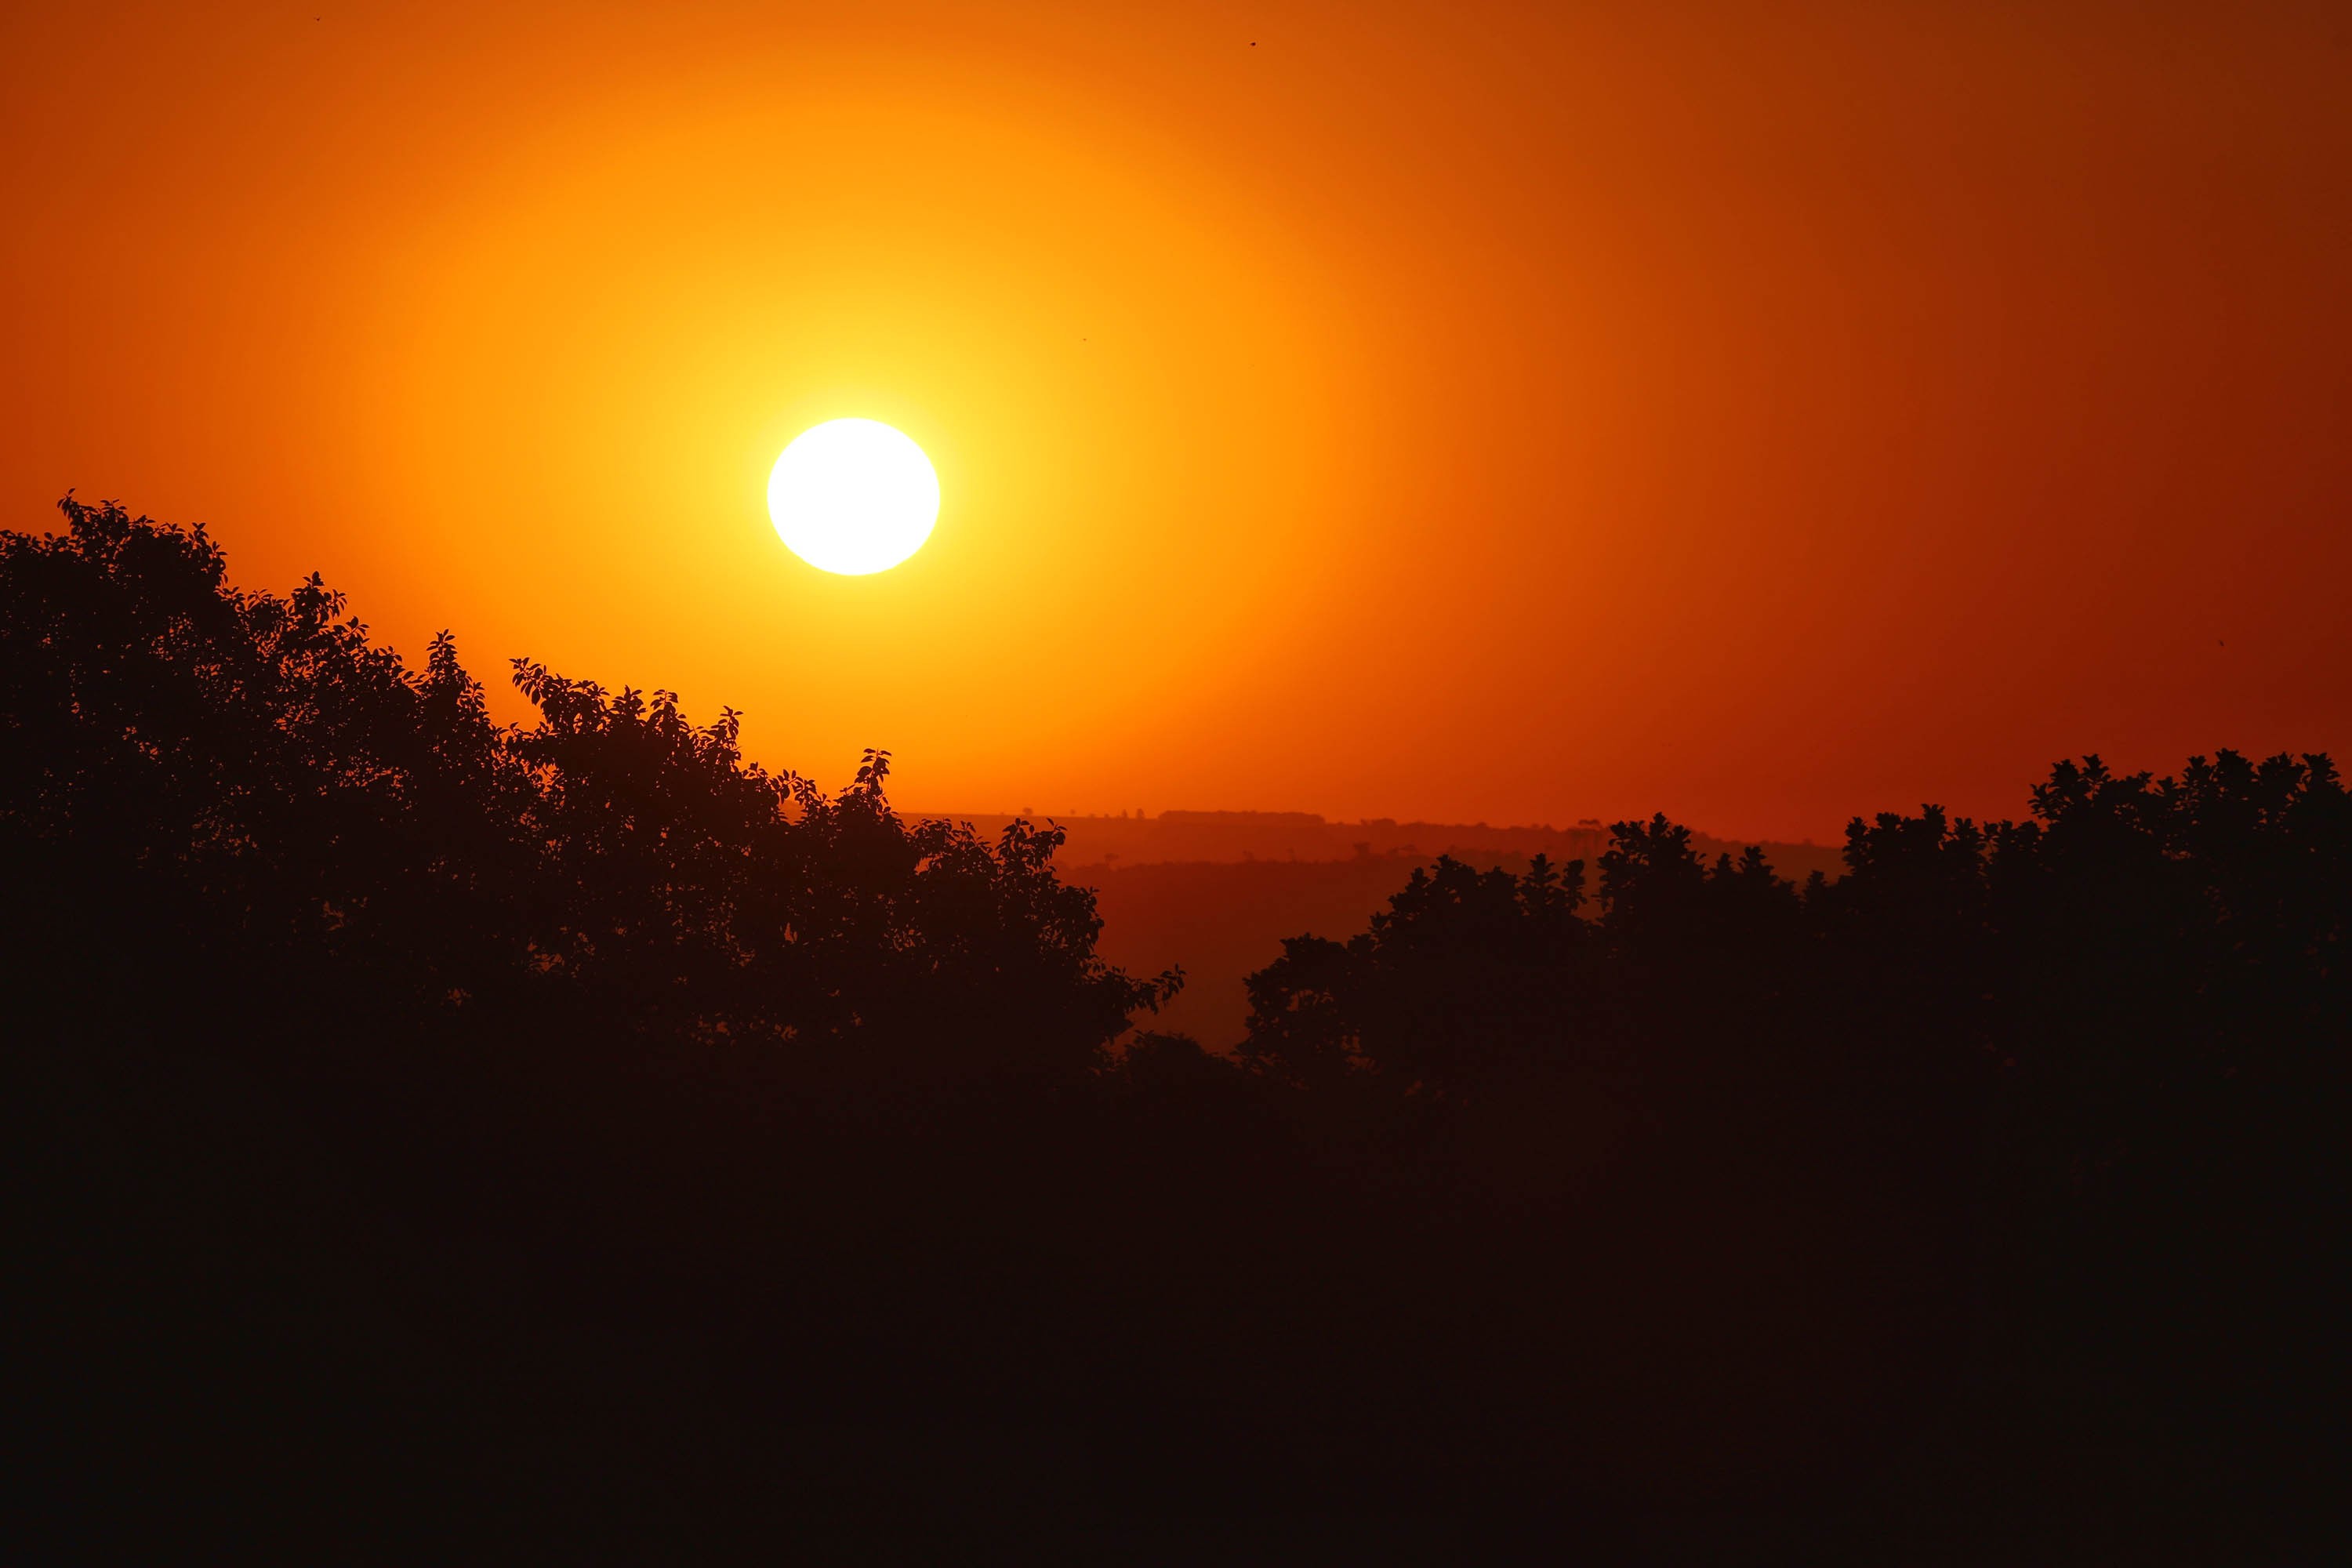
1243,754 -> 2347,1107
2,497 -> 1172,1082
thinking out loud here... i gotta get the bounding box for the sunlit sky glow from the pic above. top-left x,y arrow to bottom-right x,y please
4,2 -> 2347,838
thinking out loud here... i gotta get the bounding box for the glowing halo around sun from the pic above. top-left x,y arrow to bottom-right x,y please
766,418 -> 940,575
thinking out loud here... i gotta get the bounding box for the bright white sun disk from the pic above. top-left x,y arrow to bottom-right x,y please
767,418 -> 939,575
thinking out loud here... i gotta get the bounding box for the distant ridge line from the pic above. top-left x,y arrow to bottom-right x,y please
914,808 -> 1842,882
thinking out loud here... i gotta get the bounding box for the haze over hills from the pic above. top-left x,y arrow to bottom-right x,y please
927,808 -> 1846,877
924,811 -> 1852,1046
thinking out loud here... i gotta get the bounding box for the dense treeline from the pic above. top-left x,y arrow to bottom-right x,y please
10,499 -> 2341,1557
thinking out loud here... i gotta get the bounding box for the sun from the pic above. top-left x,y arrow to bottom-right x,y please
766,419 -> 940,575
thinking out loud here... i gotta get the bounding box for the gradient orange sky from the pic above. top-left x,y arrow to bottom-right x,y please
5,2 -> 2347,840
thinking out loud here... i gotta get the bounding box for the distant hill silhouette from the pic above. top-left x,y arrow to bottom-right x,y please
10,499 -> 2341,1557
933,807 -> 1848,880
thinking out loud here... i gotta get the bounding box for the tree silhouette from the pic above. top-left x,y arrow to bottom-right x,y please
4,497 -> 1172,1087
9,496 -> 2339,1555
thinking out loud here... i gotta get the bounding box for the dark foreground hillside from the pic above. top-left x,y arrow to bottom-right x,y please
9,501 -> 2343,1561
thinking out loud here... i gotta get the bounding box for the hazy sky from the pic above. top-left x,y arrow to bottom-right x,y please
5,1 -> 2347,839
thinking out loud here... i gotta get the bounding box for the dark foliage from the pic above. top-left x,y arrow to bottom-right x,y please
2,497 -> 1164,1076
10,500 -> 2342,1558
1236,755 -> 2346,1547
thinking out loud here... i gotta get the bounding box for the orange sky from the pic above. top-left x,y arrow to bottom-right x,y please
5,1 -> 2347,841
